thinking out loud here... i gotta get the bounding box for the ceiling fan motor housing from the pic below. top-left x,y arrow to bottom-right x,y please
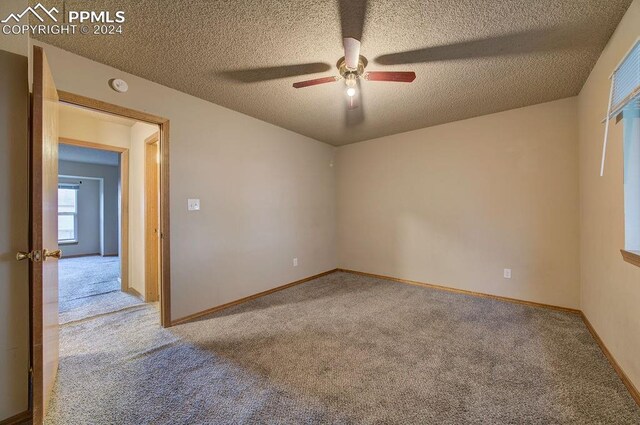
338,55 -> 368,79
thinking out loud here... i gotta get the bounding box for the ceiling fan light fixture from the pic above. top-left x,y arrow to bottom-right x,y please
292,25 -> 415,113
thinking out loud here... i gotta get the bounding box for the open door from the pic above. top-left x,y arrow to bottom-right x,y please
29,45 -> 61,424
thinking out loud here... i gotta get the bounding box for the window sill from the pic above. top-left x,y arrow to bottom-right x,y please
621,250 -> 640,268
59,241 -> 78,246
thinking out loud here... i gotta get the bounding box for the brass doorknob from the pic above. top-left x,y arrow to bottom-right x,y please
43,249 -> 62,260
16,250 -> 44,262
16,251 -> 32,261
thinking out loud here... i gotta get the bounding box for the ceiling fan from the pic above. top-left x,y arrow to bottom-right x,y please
221,0 -> 579,125
292,37 -> 416,110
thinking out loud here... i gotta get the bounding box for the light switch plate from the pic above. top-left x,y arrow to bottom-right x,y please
503,268 -> 512,279
188,198 -> 200,211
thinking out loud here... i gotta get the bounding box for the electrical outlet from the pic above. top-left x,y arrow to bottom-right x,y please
504,268 -> 512,279
293,258 -> 298,267
187,198 -> 200,211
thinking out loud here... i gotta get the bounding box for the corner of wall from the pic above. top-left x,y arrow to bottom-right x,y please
576,0 -> 640,396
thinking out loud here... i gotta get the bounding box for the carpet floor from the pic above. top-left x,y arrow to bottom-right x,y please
46,271 -> 640,424
58,255 -> 144,324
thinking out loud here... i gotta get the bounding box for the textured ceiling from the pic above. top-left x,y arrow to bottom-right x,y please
33,0 -> 632,146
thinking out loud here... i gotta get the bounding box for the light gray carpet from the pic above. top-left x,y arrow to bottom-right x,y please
58,256 -> 144,324
46,272 -> 640,424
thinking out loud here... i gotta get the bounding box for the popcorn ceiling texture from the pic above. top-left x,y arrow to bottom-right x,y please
33,0 -> 632,145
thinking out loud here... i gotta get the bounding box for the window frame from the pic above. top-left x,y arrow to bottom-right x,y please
58,184 -> 79,245
605,38 -> 640,268
621,104 -> 640,268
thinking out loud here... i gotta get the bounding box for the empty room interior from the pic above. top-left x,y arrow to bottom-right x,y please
1,0 -> 640,424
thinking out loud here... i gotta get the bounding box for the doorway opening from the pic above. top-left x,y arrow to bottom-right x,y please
30,47 -> 172,423
56,102 -> 165,325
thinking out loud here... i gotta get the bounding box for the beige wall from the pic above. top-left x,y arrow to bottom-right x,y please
33,41 -> 338,321
59,106 -> 132,149
0,0 -> 27,57
0,51 -> 29,421
0,0 -> 29,418
337,97 -> 581,309
578,0 -> 640,391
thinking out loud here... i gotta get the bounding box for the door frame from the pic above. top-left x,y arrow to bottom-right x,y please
57,137 -> 130,293
57,90 -> 172,328
144,132 -> 160,302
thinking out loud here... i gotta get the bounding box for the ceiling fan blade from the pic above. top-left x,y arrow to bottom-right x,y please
343,37 -> 361,70
364,71 -> 416,82
220,62 -> 332,83
374,26 -> 593,66
339,0 -> 367,41
293,76 -> 340,88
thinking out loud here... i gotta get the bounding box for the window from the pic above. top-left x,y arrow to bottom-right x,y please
622,101 -> 640,263
58,184 -> 79,244
603,39 -> 640,266
602,39 -> 640,176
